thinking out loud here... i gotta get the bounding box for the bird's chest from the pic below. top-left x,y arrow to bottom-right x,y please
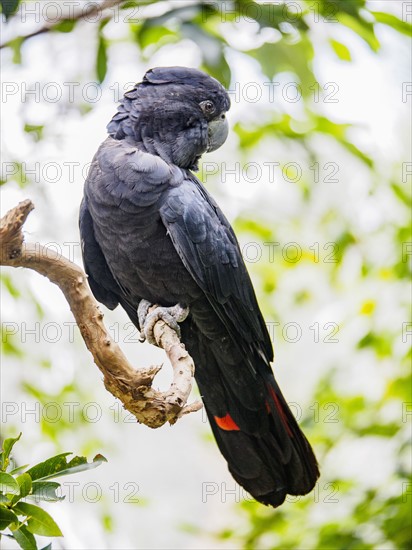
93,200 -> 200,306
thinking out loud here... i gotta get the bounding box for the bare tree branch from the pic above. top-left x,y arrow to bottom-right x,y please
0,0 -> 126,50
0,200 -> 202,428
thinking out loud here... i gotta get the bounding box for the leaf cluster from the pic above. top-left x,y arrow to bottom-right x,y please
0,434 -> 106,549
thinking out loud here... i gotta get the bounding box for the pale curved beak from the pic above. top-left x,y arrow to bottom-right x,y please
207,115 -> 229,152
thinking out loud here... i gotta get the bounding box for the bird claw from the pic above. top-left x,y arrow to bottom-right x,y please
138,299 -> 152,340
137,299 -> 189,345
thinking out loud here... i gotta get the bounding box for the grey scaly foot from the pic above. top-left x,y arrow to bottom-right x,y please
137,299 -> 189,345
138,299 -> 152,342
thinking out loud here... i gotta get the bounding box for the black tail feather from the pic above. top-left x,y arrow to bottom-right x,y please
205,376 -> 319,507
182,317 -> 320,508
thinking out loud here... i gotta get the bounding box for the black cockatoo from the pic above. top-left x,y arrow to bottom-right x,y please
79,66 -> 319,507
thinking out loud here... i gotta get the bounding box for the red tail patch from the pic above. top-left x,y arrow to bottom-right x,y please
267,385 -> 293,437
214,413 -> 240,431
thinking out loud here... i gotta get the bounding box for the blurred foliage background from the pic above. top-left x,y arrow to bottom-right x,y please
1,0 -> 411,549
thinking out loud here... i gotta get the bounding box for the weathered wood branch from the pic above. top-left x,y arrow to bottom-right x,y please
0,0 -> 126,50
0,200 -> 202,428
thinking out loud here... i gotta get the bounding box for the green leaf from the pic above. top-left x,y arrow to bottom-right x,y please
13,524 -> 38,550
339,139 -> 374,168
234,218 -> 273,240
27,453 -> 107,482
358,423 -> 400,437
1,273 -> 21,298
8,465 -> 29,475
26,453 -> 69,482
357,331 -> 392,357
314,116 -> 374,167
136,23 -> 178,51
0,472 -> 20,494
56,454 -> 107,479
16,474 -> 32,499
236,0 -> 308,32
391,182 -> 411,207
0,315 -> 25,356
39,545 -> 52,550
386,373 -> 412,401
339,12 -> 380,51
329,39 -> 351,61
0,0 -> 20,20
201,54 -> 231,90
53,19 -> 77,33
247,37 -> 314,87
31,481 -> 64,502
0,161 -> 27,187
180,22 -> 231,87
0,505 -> 18,530
96,35 -> 108,83
135,3 -> 202,31
2,433 -> 22,467
23,124 -> 44,142
7,35 -> 23,64
371,11 -> 412,36
102,513 -> 113,532
14,502 -> 63,537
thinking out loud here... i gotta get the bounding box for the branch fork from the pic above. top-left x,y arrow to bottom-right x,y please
0,200 -> 202,428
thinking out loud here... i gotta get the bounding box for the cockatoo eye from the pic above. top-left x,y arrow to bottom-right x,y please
200,100 -> 215,114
